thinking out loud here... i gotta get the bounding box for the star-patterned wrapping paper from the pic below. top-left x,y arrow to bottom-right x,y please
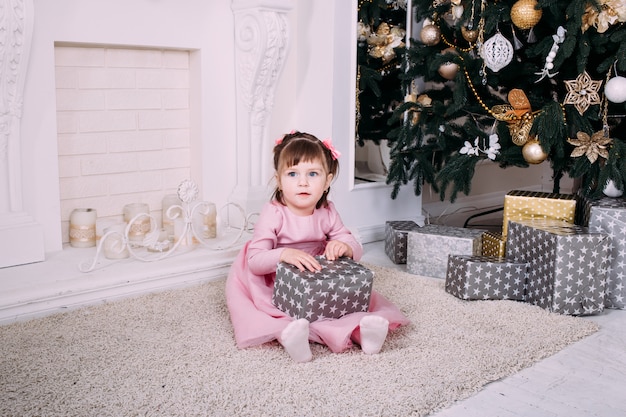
582,197 -> 626,309
506,219 -> 610,315
407,225 -> 486,279
502,190 -> 577,237
384,220 -> 421,264
272,257 -> 373,322
445,255 -> 528,301
482,231 -> 506,257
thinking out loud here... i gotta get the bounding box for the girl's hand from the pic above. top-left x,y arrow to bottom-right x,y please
324,240 -> 353,261
280,248 -> 322,272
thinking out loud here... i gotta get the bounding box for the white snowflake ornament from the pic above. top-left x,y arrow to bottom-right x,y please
481,32 -> 514,72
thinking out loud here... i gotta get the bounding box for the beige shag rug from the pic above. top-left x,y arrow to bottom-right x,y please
0,265 -> 598,417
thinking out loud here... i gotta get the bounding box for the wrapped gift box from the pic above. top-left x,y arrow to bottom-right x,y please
506,219 -> 610,315
445,255 -> 528,301
272,256 -> 373,322
502,190 -> 577,237
482,231 -> 506,258
407,225 -> 485,279
582,197 -> 626,309
385,220 -> 421,264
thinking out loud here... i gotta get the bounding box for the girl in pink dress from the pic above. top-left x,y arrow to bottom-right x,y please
225,131 -> 409,362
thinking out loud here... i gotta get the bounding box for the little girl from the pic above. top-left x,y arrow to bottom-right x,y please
225,131 -> 409,362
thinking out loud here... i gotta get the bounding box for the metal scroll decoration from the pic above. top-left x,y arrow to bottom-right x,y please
79,180 -> 250,272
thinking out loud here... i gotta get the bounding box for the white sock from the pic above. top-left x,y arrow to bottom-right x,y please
279,318 -> 312,363
359,315 -> 389,355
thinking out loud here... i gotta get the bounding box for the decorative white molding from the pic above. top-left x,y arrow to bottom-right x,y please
0,0 -> 43,268
230,0 -> 292,214
0,0 -> 33,213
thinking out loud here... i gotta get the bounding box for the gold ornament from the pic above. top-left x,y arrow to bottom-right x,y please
420,23 -> 441,46
438,62 -> 459,80
461,26 -> 479,43
581,0 -> 626,33
511,0 -> 543,30
567,130 -> 612,164
563,71 -> 603,115
438,48 -> 459,80
522,139 -> 548,164
367,22 -> 406,63
492,89 -> 538,146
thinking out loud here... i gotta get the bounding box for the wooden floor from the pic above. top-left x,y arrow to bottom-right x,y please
361,241 -> 626,417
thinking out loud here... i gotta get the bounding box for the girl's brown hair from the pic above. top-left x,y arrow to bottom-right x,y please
272,131 -> 339,209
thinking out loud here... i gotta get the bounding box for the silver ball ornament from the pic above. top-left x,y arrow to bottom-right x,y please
603,179 -> 624,198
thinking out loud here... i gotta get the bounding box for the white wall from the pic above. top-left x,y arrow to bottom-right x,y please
286,0 -> 424,240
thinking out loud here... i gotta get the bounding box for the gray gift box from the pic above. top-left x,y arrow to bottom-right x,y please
445,255 -> 528,301
385,220 -> 421,264
407,225 -> 485,279
272,257 -> 373,322
506,219 -> 610,315
582,197 -> 626,309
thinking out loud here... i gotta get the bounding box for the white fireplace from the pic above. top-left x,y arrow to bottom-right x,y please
1,0 -> 294,266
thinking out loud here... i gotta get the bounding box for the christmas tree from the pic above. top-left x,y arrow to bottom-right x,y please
356,0 -> 409,147
358,0 -> 626,202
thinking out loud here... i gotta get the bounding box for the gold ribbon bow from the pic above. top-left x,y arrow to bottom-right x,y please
491,89 -> 540,146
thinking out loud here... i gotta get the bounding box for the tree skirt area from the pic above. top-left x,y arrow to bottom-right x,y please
0,264 -> 599,417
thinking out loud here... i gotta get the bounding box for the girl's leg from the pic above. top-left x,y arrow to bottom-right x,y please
279,318 -> 312,363
352,315 -> 389,355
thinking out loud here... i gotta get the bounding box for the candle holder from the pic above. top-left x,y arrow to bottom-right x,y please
69,208 -> 97,248
79,180 -> 251,272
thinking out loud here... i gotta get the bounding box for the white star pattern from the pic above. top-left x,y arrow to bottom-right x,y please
272,257 -> 374,321
507,219 -> 609,315
408,225 -> 485,278
445,255 -> 528,301
586,197 -> 626,309
385,221 -> 420,264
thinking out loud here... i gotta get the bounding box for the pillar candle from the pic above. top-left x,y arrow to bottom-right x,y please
123,203 -> 150,243
103,223 -> 130,259
162,194 -> 182,239
203,203 -> 217,239
96,218 -> 117,243
69,208 -> 97,248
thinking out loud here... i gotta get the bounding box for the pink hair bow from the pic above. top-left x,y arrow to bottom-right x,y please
275,130 -> 296,145
322,138 -> 341,160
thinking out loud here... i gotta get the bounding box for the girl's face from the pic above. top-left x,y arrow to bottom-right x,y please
277,158 -> 333,216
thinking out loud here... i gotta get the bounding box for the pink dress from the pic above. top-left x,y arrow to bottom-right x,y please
225,201 -> 410,353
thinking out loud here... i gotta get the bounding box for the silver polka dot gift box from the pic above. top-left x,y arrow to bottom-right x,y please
272,257 -> 373,322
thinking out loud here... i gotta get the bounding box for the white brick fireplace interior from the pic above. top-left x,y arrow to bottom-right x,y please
55,45 -> 193,245
0,0 -> 424,324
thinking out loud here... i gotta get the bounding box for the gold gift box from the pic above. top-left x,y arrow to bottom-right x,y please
502,190 -> 577,237
482,231 -> 506,258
